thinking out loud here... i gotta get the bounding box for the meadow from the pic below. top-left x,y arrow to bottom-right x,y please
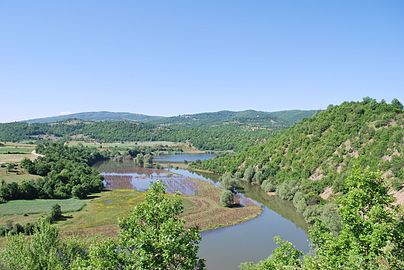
0,198 -> 86,216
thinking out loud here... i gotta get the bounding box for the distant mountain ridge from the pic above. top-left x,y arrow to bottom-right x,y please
24,109 -> 318,126
25,111 -> 164,123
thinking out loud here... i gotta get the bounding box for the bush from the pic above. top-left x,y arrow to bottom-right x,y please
292,192 -> 307,213
221,172 -> 236,191
50,204 -> 62,222
261,180 -> 276,192
276,181 -> 299,201
220,190 -> 234,207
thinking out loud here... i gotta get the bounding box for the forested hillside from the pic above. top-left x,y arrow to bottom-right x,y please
151,110 -> 317,127
23,109 -> 317,127
194,98 -> 403,229
0,110 -> 316,151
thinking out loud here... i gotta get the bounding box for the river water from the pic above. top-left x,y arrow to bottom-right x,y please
95,153 -> 309,270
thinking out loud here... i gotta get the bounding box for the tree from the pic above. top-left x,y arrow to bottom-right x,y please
0,218 -> 84,270
6,163 -> 15,172
50,204 -> 62,222
391,98 -> 403,110
75,181 -> 206,269
135,153 -> 144,167
220,190 -> 234,207
244,166 -> 255,183
240,236 -> 302,270
240,168 -> 404,269
307,168 -> 404,269
143,153 -> 153,167
72,184 -> 87,199
221,172 -> 237,191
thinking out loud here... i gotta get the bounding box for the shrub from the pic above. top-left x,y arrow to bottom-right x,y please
50,204 -> 62,222
261,180 -> 276,192
220,190 -> 234,207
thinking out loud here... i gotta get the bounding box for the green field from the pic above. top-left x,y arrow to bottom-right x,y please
0,166 -> 41,184
0,198 -> 86,216
0,143 -> 35,154
67,140 -> 178,148
0,142 -> 37,165
0,147 -> 34,154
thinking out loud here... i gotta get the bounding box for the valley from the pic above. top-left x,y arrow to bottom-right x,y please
0,99 -> 402,269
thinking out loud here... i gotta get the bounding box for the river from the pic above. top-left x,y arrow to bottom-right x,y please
95,153 -> 309,270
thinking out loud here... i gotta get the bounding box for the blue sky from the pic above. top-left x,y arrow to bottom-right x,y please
0,0 -> 403,122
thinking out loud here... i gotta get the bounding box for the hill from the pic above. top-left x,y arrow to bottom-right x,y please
25,111 -> 163,123
23,110 -> 317,127
151,110 -> 317,127
1,110 -> 316,151
194,98 -> 403,229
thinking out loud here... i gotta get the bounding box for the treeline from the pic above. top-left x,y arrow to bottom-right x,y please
194,98 -> 404,231
0,143 -> 105,201
0,120 -> 282,151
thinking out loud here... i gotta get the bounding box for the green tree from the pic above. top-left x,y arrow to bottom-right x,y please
307,168 -> 404,269
221,172 -> 237,191
240,168 -> 404,269
135,153 -> 144,167
220,190 -> 234,207
391,98 -> 403,110
240,236 -> 302,270
76,181 -> 205,269
50,204 -> 62,222
244,166 -> 255,183
0,218 -> 83,270
6,163 -> 15,172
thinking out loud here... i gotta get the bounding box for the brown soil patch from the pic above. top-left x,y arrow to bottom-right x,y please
320,186 -> 333,200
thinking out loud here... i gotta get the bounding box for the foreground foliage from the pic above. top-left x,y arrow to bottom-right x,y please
0,218 -> 86,270
0,182 -> 205,270
74,181 -> 205,269
240,168 -> 404,269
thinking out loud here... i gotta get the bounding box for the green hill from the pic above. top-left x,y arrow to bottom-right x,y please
25,111 -> 164,123
194,98 -> 403,229
1,109 -> 316,151
152,109 -> 317,127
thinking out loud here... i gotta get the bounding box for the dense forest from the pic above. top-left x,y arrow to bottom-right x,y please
0,143 -> 105,201
193,98 -> 403,231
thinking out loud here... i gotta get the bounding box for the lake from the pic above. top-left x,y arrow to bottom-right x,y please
95,153 -> 309,270
153,153 -> 217,162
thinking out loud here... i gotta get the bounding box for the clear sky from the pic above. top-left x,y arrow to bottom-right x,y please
0,0 -> 403,122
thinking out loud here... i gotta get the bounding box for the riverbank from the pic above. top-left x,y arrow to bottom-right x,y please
56,175 -> 261,238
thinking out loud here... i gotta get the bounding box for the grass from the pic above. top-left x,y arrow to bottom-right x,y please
67,140 -> 178,148
0,198 -> 86,216
0,146 -> 35,154
182,179 -> 262,231
0,166 -> 42,184
59,178 -> 261,237
0,153 -> 36,164
66,140 -> 204,153
0,175 -> 261,239
0,142 -> 37,164
59,189 -> 146,236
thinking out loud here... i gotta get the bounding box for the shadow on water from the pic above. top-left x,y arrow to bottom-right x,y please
240,183 -> 309,232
